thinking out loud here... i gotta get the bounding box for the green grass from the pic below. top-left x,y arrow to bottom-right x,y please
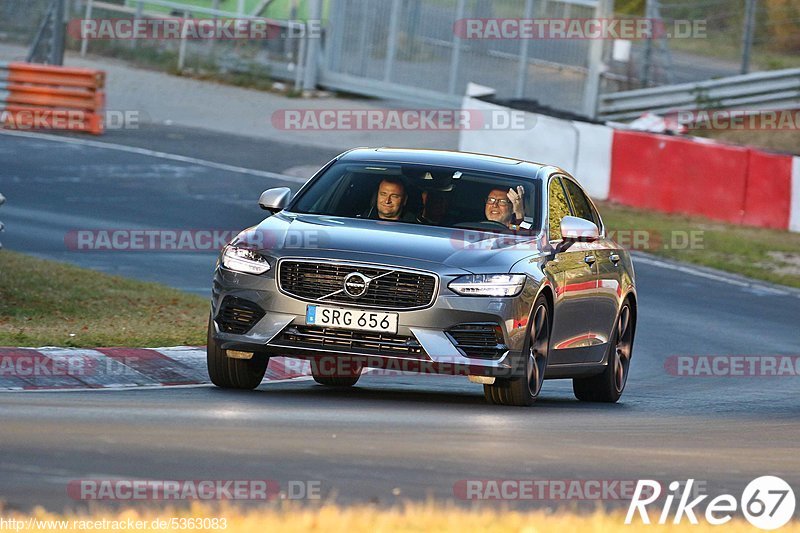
600,202 -> 800,288
0,251 -> 209,348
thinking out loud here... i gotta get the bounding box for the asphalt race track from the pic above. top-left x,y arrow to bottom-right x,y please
1,127 -> 799,512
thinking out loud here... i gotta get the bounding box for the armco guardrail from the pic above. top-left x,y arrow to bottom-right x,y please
0,62 -> 106,135
599,68 -> 800,121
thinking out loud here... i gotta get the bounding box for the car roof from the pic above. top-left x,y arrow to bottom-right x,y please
338,148 -> 549,180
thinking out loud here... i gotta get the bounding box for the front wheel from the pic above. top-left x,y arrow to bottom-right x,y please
573,302 -> 635,403
206,316 -> 268,390
484,295 -> 550,406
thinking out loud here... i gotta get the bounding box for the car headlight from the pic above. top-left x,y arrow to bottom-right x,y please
221,246 -> 271,275
448,274 -> 526,297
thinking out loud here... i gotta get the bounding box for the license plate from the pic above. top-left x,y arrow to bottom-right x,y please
305,305 -> 398,334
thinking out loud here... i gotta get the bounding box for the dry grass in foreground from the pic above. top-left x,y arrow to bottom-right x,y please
3,503 -> 798,533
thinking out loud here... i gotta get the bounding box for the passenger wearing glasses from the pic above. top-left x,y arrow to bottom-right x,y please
485,186 -> 526,230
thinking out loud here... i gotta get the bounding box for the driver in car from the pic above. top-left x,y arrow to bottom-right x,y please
485,186 -> 526,230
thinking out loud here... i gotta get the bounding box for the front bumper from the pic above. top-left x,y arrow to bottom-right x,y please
211,264 -> 537,377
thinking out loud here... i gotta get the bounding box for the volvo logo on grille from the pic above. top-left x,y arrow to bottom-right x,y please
343,272 -> 370,298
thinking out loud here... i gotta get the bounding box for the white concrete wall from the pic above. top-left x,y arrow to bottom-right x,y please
791,157 -> 800,232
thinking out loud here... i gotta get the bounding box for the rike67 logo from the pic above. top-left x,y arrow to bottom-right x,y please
626,477 -> 796,530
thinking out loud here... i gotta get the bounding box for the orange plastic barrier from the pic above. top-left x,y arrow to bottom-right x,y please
0,62 -> 106,135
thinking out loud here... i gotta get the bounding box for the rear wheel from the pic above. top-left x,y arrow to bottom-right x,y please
483,295 -> 550,406
573,302 -> 635,403
311,357 -> 363,387
206,316 -> 268,390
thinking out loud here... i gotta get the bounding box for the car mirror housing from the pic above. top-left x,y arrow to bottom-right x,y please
560,216 -> 599,242
258,187 -> 292,213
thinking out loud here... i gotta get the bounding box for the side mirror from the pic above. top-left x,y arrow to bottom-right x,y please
258,187 -> 292,213
560,216 -> 599,242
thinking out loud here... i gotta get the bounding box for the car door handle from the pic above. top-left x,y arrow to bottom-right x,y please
609,253 -> 621,265
584,255 -> 596,265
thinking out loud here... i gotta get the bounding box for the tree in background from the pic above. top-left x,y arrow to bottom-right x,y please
764,0 -> 800,52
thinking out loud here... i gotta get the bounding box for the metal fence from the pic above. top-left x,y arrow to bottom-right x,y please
323,0 -> 604,114
598,67 -> 800,120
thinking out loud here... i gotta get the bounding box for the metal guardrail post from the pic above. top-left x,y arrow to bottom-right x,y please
302,0 -> 322,91
178,9 -> 189,71
582,0 -> 611,119
447,0 -> 465,95
51,0 -> 67,65
740,0 -> 757,75
80,0 -> 94,57
383,0 -> 401,83
131,0 -> 143,50
514,0 -> 534,99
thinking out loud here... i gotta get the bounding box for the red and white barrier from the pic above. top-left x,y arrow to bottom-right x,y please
458,97 -> 800,232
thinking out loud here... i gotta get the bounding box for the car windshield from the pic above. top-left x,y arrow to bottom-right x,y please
289,162 -> 542,234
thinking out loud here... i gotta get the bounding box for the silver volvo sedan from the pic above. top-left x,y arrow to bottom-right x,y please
208,148 -> 637,406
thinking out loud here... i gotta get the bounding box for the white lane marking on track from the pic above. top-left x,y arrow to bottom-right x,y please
634,254 -> 796,297
0,129 -> 308,184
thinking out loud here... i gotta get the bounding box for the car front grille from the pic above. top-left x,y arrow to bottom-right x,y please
276,325 -> 426,357
447,323 -> 507,359
215,297 -> 265,334
278,260 -> 437,310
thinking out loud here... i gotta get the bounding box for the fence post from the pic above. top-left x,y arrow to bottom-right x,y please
80,0 -> 93,57
582,0 -> 612,119
514,0 -> 534,98
50,0 -> 67,65
178,10 -> 189,71
447,0 -> 465,95
131,0 -> 143,49
740,0 -> 757,74
295,26 -> 307,92
383,0 -> 401,82
302,0 -> 323,91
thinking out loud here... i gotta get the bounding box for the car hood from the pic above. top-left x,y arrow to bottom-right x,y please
233,213 -> 545,274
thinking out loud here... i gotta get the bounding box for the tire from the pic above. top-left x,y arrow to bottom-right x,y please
573,301 -> 635,403
311,357 -> 363,387
206,316 -> 268,390
483,295 -> 551,406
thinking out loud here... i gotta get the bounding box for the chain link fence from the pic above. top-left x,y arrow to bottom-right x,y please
2,0 -> 797,116
605,0 -> 800,91
324,0 -> 599,112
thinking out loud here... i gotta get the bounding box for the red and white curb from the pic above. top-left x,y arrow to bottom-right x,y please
0,347 -> 311,391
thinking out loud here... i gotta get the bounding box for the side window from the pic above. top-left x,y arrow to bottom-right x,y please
562,178 -> 599,227
548,178 -> 572,241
